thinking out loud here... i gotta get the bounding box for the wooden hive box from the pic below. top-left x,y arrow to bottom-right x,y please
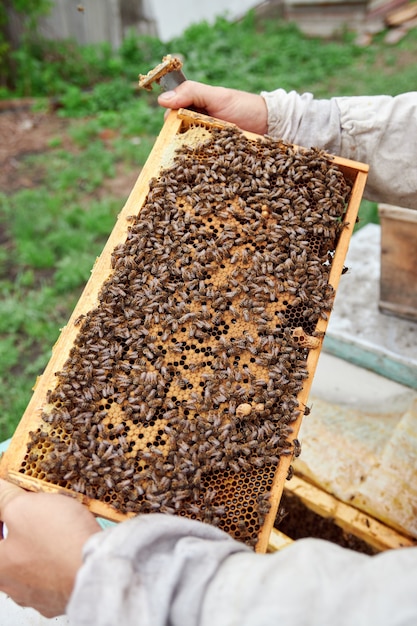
0,109 -> 368,552
270,472 -> 417,553
379,203 -> 417,322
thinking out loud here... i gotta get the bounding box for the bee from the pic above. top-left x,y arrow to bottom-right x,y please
292,439 -> 301,458
74,314 -> 86,327
303,403 -> 312,416
283,464 -> 295,482
72,478 -> 87,493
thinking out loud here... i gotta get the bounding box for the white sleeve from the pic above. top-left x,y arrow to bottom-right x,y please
67,513 -> 417,626
261,89 -> 417,209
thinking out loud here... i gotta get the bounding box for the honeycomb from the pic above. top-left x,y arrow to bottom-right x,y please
4,114 -> 364,550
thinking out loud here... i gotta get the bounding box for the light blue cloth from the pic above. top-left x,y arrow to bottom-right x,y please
98,518 -> 117,529
0,438 -> 11,454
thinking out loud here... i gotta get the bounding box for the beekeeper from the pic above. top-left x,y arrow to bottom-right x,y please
1,83 -> 416,624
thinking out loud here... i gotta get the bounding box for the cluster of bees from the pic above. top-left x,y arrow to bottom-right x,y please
21,124 -> 351,546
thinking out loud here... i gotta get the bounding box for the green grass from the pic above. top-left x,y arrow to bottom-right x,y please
1,13 -> 416,439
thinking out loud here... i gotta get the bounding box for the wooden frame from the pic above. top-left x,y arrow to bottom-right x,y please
0,109 -> 369,552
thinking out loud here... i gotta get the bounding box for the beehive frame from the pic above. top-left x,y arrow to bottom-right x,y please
0,109 -> 368,552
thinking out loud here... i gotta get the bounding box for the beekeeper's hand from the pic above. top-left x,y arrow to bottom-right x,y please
158,80 -> 268,136
0,478 -> 100,617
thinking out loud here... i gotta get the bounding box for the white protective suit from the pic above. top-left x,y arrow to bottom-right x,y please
261,90 -> 417,209
67,91 -> 417,625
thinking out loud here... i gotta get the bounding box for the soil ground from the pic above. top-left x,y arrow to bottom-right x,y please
0,105 -> 68,193
0,103 -> 139,195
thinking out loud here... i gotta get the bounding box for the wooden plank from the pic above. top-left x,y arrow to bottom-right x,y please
268,528 -> 294,552
323,333 -> 417,391
385,1 -> 417,25
379,204 -> 417,322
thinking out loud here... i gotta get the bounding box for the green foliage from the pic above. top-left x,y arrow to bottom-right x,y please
112,135 -> 155,167
3,7 -> 417,102
355,200 -> 379,232
2,14 -> 167,97
59,79 -> 137,117
11,38 -> 120,97
167,13 -> 362,93
53,250 -> 96,294
118,29 -> 167,78
308,28 -> 417,97
3,0 -> 50,16
0,161 -> 122,437
0,0 -> 52,91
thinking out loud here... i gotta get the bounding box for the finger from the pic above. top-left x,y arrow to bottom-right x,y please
0,479 -> 26,518
158,80 -> 214,111
158,89 -> 185,109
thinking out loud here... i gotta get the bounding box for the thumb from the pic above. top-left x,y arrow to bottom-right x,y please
0,479 -> 26,516
157,80 -> 210,111
158,88 -> 189,110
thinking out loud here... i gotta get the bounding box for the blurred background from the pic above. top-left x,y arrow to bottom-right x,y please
1,0 -> 416,442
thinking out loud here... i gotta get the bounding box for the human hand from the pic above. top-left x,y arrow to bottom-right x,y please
158,80 -> 268,136
0,478 -> 101,617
